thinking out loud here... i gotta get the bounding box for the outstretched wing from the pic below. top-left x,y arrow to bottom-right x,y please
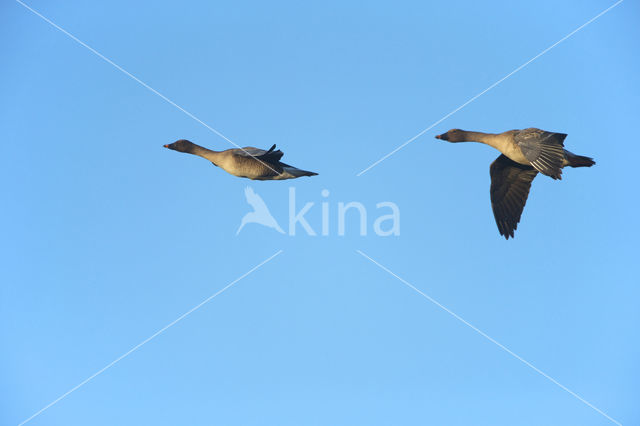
490,154 -> 538,239
514,128 -> 566,179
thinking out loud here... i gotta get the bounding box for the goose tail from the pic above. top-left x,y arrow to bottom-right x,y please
283,166 -> 318,177
566,151 -> 595,168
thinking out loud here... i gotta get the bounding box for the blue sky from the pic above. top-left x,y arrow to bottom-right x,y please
2,0 -> 639,425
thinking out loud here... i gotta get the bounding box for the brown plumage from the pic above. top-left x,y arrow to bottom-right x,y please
436,128 -> 595,239
164,140 -> 318,181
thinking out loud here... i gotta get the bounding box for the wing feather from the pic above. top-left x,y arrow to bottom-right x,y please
490,154 -> 538,239
514,128 -> 566,179
234,145 -> 285,174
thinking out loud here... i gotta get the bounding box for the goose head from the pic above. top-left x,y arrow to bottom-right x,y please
435,129 -> 467,143
164,139 -> 196,153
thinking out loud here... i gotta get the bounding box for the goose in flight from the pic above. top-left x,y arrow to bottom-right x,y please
237,187 -> 285,235
164,140 -> 318,180
435,128 -> 595,239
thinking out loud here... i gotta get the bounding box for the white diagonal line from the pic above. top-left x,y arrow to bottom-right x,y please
14,0 -> 282,176
356,0 -> 624,176
18,250 -> 283,426
356,250 -> 622,426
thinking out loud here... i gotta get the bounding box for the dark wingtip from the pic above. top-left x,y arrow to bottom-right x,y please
498,221 -> 515,240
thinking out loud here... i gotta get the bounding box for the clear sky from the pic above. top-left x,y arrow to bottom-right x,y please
2,0 -> 639,425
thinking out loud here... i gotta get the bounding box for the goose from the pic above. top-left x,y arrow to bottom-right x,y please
163,140 -> 318,180
435,128 -> 595,239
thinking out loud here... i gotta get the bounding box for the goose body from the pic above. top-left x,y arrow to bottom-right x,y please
435,128 -> 595,239
164,140 -> 318,181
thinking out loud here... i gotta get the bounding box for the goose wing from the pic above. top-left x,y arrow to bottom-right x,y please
490,154 -> 538,239
234,144 -> 285,174
514,128 -> 566,179
234,145 -> 271,156
236,144 -> 284,161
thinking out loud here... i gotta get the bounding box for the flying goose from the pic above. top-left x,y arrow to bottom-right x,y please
164,140 -> 318,180
435,128 -> 595,239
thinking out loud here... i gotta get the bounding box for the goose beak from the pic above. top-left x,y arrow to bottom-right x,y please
434,134 -> 442,139
163,144 -> 169,148
435,133 -> 448,141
